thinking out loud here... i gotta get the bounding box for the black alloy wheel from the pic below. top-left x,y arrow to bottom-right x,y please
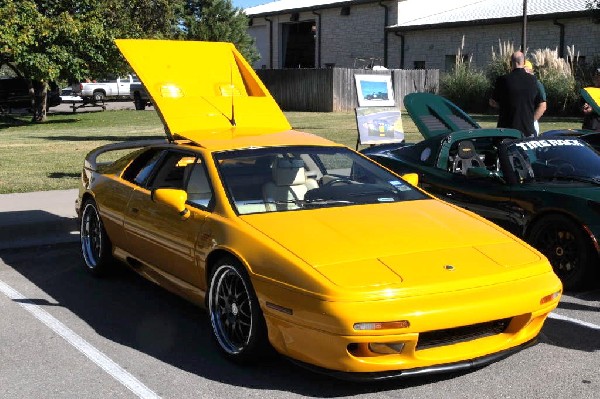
208,257 -> 269,362
80,199 -> 114,276
528,214 -> 595,290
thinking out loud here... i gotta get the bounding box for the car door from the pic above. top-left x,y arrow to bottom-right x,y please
420,167 -> 518,232
123,151 -> 212,287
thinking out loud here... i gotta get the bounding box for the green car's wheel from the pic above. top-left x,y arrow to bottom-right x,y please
528,214 -> 595,290
208,257 -> 268,362
80,199 -> 114,276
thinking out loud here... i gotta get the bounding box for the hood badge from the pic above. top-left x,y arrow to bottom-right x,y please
444,265 -> 455,271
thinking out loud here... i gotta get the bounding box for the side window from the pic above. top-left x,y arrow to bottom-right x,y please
183,158 -> 214,210
148,152 -> 197,190
122,149 -> 166,187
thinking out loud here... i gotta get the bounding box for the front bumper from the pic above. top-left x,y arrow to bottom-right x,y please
288,337 -> 537,381
260,270 -> 560,375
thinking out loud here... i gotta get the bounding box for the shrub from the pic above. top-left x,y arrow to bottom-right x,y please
531,48 -> 578,115
486,40 -> 514,88
440,36 -> 491,113
440,63 -> 490,113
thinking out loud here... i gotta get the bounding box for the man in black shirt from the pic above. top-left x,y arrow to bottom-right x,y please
489,51 -> 543,137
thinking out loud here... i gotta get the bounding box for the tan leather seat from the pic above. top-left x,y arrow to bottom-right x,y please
184,163 -> 212,207
262,159 -> 317,211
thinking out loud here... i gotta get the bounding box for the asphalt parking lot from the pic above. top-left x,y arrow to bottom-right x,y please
0,189 -> 598,398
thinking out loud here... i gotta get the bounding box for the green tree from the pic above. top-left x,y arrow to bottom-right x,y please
587,0 -> 600,21
180,0 -> 259,64
0,0 -> 181,122
1,0 -> 259,121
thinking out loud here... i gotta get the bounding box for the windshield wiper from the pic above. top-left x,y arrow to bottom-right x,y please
303,198 -> 355,205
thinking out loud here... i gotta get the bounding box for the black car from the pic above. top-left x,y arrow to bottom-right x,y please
0,63 -> 61,111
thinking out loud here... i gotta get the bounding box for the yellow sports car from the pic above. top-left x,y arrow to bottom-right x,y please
76,39 -> 562,379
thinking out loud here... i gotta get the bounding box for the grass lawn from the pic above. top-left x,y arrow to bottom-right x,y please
0,108 -> 584,194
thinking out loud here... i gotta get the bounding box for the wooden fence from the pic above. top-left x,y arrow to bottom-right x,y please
256,68 -> 439,112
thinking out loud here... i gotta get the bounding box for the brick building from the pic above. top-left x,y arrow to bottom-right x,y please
244,0 -> 599,70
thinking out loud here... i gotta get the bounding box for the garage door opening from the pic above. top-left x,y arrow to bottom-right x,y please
281,21 -> 316,68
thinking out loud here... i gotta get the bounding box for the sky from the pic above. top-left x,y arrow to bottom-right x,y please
232,0 -> 270,9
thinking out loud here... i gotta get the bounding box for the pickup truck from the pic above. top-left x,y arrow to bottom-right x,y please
129,82 -> 152,110
73,74 -> 138,103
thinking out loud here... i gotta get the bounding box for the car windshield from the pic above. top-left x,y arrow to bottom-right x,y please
214,146 -> 426,215
507,138 -> 600,182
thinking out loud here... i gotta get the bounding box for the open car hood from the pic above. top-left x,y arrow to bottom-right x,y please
115,39 -> 291,143
403,92 -> 481,139
581,87 -> 600,115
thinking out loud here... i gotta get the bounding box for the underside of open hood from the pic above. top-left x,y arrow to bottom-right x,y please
115,39 -> 291,143
582,87 -> 600,115
403,92 -> 481,139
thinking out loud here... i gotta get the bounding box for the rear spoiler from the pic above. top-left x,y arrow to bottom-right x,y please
83,139 -> 168,171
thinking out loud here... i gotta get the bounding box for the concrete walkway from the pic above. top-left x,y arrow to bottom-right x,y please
0,189 -> 79,250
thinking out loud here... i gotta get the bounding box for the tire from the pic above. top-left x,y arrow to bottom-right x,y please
93,91 -> 105,103
208,257 -> 269,363
80,199 -> 114,276
528,214 -> 596,290
134,93 -> 146,110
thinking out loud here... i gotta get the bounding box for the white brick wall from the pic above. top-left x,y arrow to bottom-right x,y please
247,2 -> 600,71
248,2 -> 398,69
320,3 -> 389,68
388,17 -> 600,70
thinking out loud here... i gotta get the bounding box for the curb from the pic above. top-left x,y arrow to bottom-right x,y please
0,189 -> 79,250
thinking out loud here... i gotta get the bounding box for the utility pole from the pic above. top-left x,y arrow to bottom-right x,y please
521,0 -> 528,51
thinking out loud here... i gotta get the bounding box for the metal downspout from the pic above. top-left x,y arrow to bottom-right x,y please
265,17 -> 273,68
378,1 -> 389,67
312,11 -> 322,68
553,20 -> 565,59
394,31 -> 405,69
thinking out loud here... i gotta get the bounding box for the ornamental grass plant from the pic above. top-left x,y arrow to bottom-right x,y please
530,47 -> 579,115
440,36 -> 490,113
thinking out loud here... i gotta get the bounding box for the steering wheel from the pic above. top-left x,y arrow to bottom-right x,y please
546,159 -> 576,176
322,177 -> 354,187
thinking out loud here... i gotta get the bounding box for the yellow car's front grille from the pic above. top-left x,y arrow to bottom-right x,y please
416,318 -> 511,350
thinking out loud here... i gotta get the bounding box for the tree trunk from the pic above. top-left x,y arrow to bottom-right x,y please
31,80 -> 48,122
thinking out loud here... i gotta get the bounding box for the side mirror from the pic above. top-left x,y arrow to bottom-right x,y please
401,173 -> 419,186
152,188 -> 190,219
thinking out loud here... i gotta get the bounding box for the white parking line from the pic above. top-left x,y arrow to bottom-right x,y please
549,312 -> 600,330
0,279 -> 161,399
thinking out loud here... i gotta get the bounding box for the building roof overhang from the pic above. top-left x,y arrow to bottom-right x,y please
246,0 -> 391,18
387,10 -> 593,33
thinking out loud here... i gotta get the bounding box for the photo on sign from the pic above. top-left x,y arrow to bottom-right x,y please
355,74 -> 395,107
355,106 -> 404,145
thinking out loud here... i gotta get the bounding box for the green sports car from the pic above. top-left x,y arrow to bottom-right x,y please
363,92 -> 600,290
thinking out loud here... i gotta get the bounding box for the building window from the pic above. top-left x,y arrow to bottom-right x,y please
445,54 -> 469,71
414,61 -> 425,69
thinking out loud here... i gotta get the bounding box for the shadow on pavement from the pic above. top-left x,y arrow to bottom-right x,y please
0,243 -> 467,396
0,210 -> 78,250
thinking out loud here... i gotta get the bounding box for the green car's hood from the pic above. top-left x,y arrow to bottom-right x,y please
403,92 -> 523,140
403,92 -> 481,139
